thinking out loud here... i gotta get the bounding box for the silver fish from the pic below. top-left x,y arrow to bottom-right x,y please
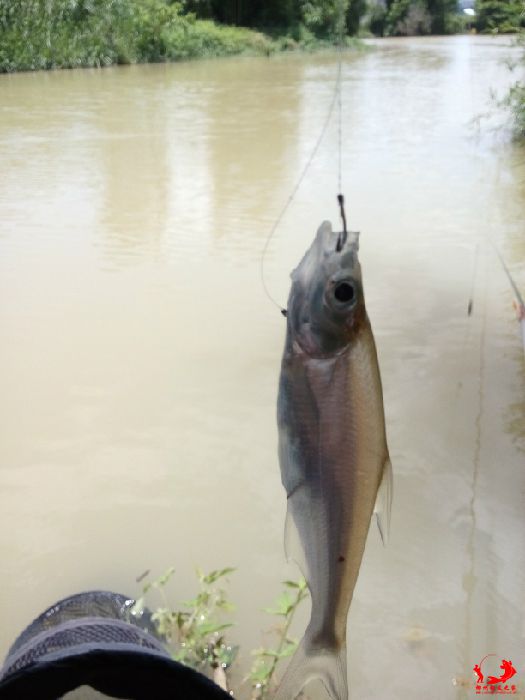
275,221 -> 392,700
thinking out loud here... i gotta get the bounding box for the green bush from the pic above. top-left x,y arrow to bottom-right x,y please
163,20 -> 273,59
367,2 -> 387,36
300,0 -> 349,38
366,0 -> 471,36
130,567 -> 309,697
505,81 -> 525,137
502,31 -> 525,140
384,0 -> 413,34
347,0 -> 367,34
395,1 -> 432,34
426,0 -> 458,33
0,0 -> 140,70
0,0 -> 275,72
444,11 -> 470,33
475,0 -> 524,33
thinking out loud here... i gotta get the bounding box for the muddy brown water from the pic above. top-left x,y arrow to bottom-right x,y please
0,36 -> 524,699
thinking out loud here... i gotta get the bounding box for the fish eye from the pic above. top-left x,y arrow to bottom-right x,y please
333,281 -> 355,304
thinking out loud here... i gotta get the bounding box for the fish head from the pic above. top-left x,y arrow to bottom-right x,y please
287,220 -> 366,357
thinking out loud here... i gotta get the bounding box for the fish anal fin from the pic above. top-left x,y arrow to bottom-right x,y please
374,456 -> 393,546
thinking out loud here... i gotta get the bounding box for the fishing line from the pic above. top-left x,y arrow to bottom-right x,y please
259,70 -> 342,314
450,243 -> 479,411
490,239 -> 525,310
465,40 -> 525,347
337,32 -> 343,195
463,252 -> 488,680
490,238 -> 525,353
336,0 -> 348,251
260,0 -> 347,314
467,243 -> 479,316
460,141 -> 525,674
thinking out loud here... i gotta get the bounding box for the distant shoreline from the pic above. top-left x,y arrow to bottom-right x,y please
0,10 -> 363,76
1,0 -> 521,77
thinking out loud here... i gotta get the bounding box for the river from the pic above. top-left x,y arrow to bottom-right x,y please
0,35 -> 524,699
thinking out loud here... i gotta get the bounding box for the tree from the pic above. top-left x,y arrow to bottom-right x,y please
181,0 -> 366,36
382,0 -> 460,35
299,0 -> 350,38
346,0 -> 367,34
384,0 -> 413,34
181,0 -> 214,19
194,0 -> 300,28
475,0 -> 524,32
427,0 -> 457,33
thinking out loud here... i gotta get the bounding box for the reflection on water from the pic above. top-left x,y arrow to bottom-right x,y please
0,36 -> 524,698
96,72 -> 171,261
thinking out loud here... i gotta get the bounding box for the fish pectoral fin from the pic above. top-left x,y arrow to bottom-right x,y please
374,456 -> 393,546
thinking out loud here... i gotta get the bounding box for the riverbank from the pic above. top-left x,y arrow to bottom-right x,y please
0,0 -> 364,74
2,0 -> 522,76
0,2 -> 266,73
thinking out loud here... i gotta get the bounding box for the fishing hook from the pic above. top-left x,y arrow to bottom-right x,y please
336,193 -> 348,252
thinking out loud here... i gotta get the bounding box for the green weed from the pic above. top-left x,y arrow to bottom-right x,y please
130,566 -> 309,696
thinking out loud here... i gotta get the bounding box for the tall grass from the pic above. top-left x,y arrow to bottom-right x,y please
0,0 -> 275,73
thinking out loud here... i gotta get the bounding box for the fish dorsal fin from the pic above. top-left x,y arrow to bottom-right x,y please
374,457 -> 393,546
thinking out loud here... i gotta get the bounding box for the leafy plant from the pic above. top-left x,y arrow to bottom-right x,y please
475,0 -> 524,33
300,0 -> 350,39
504,80 -> 525,138
0,0 -> 276,73
500,28 -> 525,140
249,578 -> 309,700
130,566 -> 238,690
130,567 -> 309,696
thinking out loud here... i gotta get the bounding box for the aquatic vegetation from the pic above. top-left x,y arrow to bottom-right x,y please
130,566 -> 309,696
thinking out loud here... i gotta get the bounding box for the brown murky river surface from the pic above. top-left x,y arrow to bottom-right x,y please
1,35 -> 524,698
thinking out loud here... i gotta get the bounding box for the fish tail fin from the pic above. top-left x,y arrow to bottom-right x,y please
274,635 -> 348,700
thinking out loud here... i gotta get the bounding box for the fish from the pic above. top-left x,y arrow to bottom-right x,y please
275,220 -> 392,700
